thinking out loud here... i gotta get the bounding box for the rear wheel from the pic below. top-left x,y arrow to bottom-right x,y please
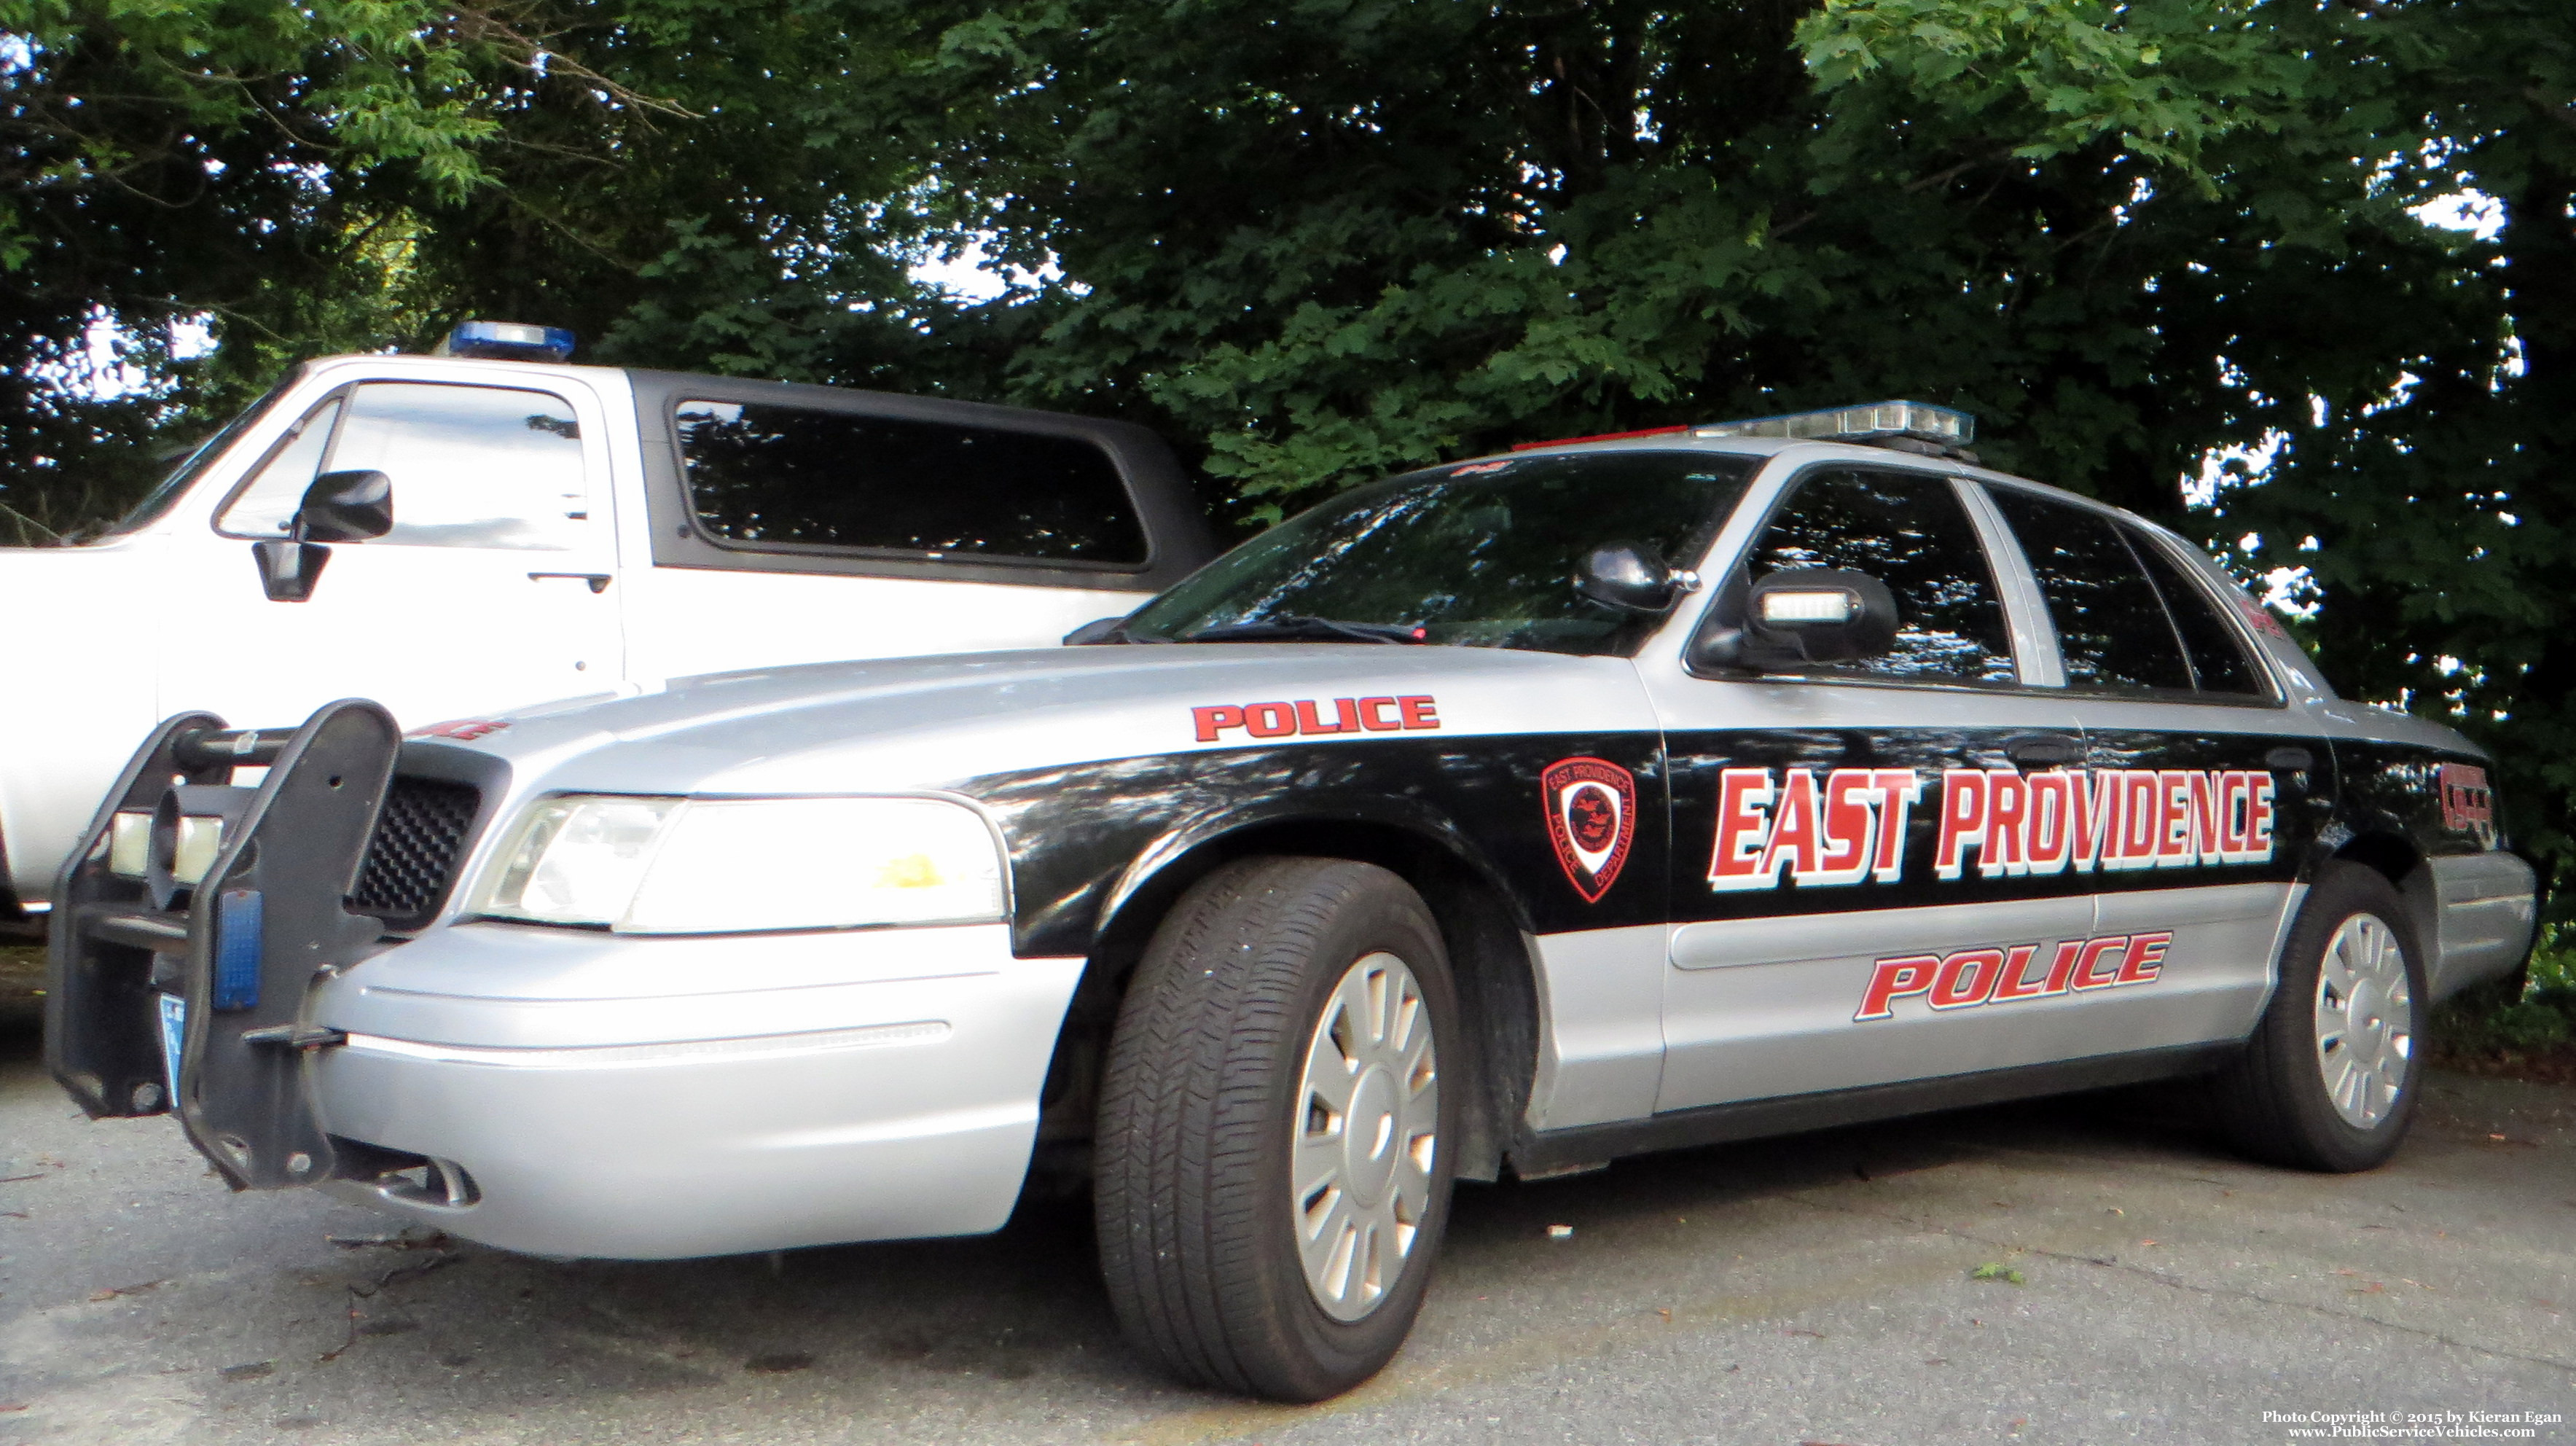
1093,856 -> 1458,1401
2213,861 -> 2427,1172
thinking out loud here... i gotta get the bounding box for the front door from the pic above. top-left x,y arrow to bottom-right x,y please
1648,465 -> 2090,1111
162,377 -> 625,732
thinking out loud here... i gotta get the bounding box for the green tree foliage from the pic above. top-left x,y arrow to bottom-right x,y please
7,0 -> 2576,897
0,0 -> 523,539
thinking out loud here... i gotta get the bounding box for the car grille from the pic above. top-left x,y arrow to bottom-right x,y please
353,777 -> 482,926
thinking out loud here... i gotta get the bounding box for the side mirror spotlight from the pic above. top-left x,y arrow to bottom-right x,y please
1575,541 -> 1694,614
1692,568 -> 1899,671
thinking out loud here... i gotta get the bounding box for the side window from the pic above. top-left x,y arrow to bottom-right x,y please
220,383 -> 591,550
1745,469 -> 2016,684
1986,486 -> 2270,700
673,401 -> 1149,566
2126,525 -> 2265,696
1986,487 -> 2193,694
216,395 -> 345,539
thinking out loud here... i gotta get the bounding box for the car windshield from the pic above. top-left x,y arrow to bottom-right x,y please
1124,450 -> 1760,655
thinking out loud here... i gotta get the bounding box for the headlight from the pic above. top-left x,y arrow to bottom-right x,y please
471,794 -> 1007,934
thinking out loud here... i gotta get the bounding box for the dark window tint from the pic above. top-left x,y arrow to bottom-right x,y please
676,402 -> 1148,566
1986,486 -> 2192,693
2126,525 -> 2264,695
1122,451 -> 1760,656
1747,469 -> 2016,683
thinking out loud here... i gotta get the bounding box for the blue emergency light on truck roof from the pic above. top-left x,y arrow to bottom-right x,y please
436,321 -> 576,362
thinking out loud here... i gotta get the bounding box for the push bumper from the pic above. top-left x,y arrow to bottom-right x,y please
49,703 -> 1087,1260
305,922 -> 1082,1259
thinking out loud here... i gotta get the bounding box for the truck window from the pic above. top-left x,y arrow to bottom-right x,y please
216,396 -> 345,539
219,383 -> 590,551
675,402 -> 1149,566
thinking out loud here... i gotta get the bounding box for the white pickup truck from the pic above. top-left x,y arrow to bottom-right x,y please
0,324 -> 1216,917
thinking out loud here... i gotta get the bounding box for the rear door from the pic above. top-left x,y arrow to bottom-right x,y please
1976,482 -> 2324,1050
1648,464 -> 2092,1112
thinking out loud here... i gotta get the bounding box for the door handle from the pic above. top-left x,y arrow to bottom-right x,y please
2266,746 -> 2314,773
528,572 -> 611,594
2006,735 -> 2083,767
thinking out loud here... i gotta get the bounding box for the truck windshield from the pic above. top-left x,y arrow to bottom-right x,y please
1124,450 -> 1759,656
89,378 -> 294,542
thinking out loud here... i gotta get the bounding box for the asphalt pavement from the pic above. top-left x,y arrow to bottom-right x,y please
3,953 -> 2571,1446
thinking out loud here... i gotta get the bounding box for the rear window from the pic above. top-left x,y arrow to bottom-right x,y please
674,401 -> 1149,566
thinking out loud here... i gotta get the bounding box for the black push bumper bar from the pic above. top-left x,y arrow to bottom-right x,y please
44,700 -> 402,1189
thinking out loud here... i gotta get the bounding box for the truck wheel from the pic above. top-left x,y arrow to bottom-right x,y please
2212,861 -> 2427,1172
1094,856 -> 1458,1402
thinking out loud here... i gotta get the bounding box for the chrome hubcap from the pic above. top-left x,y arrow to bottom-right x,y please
1293,951 -> 1439,1321
2314,912 -> 2413,1129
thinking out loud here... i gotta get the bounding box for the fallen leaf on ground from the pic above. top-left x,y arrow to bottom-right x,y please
87,1281 -> 164,1302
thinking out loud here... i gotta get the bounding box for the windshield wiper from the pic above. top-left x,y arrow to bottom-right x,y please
1182,614 -> 1430,644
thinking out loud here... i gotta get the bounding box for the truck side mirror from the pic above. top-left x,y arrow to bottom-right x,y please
295,469 -> 394,543
1691,568 -> 1900,671
248,470 -> 394,601
1575,541 -> 1688,614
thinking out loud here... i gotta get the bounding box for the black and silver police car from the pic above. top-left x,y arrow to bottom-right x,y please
48,402 -> 2537,1401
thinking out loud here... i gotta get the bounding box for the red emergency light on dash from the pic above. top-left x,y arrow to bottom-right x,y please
1192,696 -> 1440,742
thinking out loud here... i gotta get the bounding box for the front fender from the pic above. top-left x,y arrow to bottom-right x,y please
1097,789 -> 1536,943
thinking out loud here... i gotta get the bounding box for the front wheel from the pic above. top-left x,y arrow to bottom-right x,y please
2212,861 -> 2428,1172
1093,856 -> 1459,1401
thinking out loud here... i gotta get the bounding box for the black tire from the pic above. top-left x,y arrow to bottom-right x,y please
2213,861 -> 2429,1172
1093,856 -> 1460,1401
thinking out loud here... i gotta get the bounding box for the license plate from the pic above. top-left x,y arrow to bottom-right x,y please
157,993 -> 186,1099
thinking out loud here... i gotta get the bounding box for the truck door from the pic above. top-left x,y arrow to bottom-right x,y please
161,377 -> 625,730
1646,465 -> 2090,1113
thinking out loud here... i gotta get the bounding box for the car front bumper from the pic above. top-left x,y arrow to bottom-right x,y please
305,921 -> 1084,1259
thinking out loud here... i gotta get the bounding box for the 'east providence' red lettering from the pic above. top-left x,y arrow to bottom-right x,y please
1192,695 -> 1440,743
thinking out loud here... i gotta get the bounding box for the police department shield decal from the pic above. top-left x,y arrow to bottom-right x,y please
1542,757 -> 1635,903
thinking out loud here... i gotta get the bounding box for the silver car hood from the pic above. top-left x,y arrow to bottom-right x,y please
431,644 -> 1655,800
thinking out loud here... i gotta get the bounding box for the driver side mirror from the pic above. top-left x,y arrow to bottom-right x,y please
296,469 -> 394,543
1691,568 -> 1900,671
1575,541 -> 1695,614
249,469 -> 394,602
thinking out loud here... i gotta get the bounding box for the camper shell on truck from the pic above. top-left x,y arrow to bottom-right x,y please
0,329 -> 1216,916
48,401 -> 2538,1402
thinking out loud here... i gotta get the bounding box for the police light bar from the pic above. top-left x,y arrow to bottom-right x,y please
436,321 -> 576,362
1693,400 -> 1972,447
